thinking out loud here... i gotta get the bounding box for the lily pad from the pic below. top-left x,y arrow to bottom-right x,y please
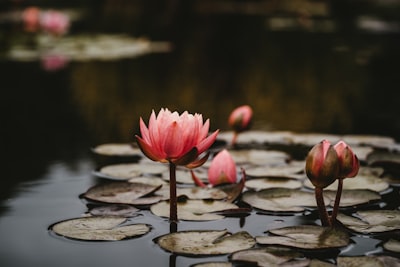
83,182 -> 162,205
230,247 -> 308,267
162,169 -> 208,184
95,162 -> 168,180
342,134 -> 396,148
155,185 -> 228,200
245,178 -> 303,190
256,225 -> 350,250
89,204 -> 139,217
383,239 -> 400,253
303,173 -> 389,193
217,130 -> 295,146
155,230 -> 255,255
92,143 -> 141,157
245,161 -> 305,178
337,255 -> 400,267
51,217 -> 150,241
150,199 -> 238,221
228,149 -> 290,166
191,262 -> 232,267
242,188 -> 315,212
324,190 -> 381,207
128,176 -> 168,186
337,210 -> 400,234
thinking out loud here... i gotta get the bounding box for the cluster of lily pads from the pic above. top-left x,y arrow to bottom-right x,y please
49,129 -> 400,266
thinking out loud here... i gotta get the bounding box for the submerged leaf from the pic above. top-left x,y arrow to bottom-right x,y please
256,225 -> 350,250
51,217 -> 150,241
155,230 -> 255,255
150,199 -> 238,221
337,210 -> 400,234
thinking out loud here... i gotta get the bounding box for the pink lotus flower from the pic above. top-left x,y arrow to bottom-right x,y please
40,10 -> 70,36
136,108 -> 219,168
22,7 -> 41,32
333,141 -> 360,179
208,149 -> 237,185
228,105 -> 253,133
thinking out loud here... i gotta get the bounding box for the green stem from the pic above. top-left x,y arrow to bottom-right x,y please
331,178 -> 343,225
315,187 -> 331,227
169,162 -> 178,222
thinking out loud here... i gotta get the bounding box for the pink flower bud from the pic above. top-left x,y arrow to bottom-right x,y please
334,141 -> 360,179
40,10 -> 70,36
208,149 -> 237,185
305,140 -> 340,188
228,105 -> 253,133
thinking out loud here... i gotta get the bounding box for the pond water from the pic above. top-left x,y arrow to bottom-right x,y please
1,1 -> 400,267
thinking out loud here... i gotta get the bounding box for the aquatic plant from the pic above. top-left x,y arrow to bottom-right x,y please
228,105 -> 253,146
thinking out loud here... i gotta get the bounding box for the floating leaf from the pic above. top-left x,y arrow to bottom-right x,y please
89,204 -> 139,217
245,178 -> 303,190
342,134 -> 396,148
256,225 -> 350,250
324,190 -> 381,207
228,149 -> 290,166
155,186 -> 227,200
245,161 -> 304,178
51,217 -> 150,241
92,143 -> 141,157
337,210 -> 400,234
191,262 -> 232,267
242,188 -> 315,212
291,133 -> 341,146
95,162 -> 168,180
155,230 -> 255,255
162,169 -> 208,184
303,173 -> 389,193
383,239 -> 400,253
128,176 -> 168,187
83,182 -> 162,205
367,150 -> 400,173
337,255 -> 400,267
150,199 -> 238,221
230,247 -> 307,267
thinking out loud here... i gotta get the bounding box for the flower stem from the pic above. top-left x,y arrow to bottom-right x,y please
331,178 -> 343,225
315,187 -> 331,227
231,132 -> 238,147
169,162 -> 178,222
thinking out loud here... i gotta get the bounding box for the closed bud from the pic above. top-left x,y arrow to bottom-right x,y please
334,141 -> 360,179
305,140 -> 340,188
228,105 -> 253,133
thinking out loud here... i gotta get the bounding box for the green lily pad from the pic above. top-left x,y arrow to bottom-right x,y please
155,230 -> 255,255
230,247 -> 308,267
150,199 -> 238,221
383,239 -> 400,253
337,255 -> 400,267
256,225 -> 350,250
245,177 -> 303,190
83,182 -> 162,205
95,162 -> 169,180
337,210 -> 400,234
51,217 -> 150,241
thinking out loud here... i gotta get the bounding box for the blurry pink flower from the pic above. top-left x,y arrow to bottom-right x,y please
41,54 -> 68,71
208,149 -> 237,186
228,105 -> 253,133
22,7 -> 40,32
40,10 -> 70,36
135,108 -> 219,168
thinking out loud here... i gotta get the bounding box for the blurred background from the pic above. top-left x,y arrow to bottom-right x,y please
0,0 -> 400,203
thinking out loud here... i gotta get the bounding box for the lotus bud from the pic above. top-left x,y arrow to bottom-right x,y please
228,105 -> 253,133
334,141 -> 360,179
305,140 -> 340,188
208,149 -> 237,186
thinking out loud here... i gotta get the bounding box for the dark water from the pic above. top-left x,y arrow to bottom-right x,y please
1,1 -> 400,266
